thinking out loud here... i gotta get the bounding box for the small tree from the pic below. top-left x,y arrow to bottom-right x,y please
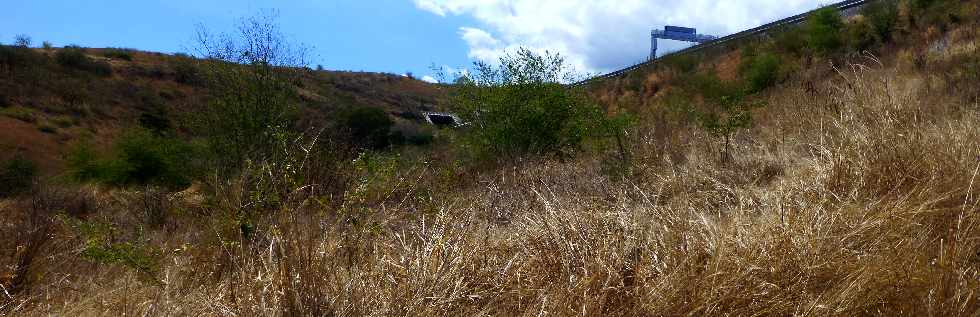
680,73 -> 759,162
806,7 -> 845,55
340,107 -> 394,150
13,34 -> 32,48
452,48 -> 610,160
740,49 -> 782,93
192,11 -> 308,171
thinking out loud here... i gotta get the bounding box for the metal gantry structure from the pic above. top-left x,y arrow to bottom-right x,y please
651,26 -> 717,60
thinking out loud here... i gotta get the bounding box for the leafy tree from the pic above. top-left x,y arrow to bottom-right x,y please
679,73 -> 760,162
13,34 -> 32,48
452,48 -> 613,160
192,11 -> 308,170
861,1 -> 899,42
806,7 -> 845,54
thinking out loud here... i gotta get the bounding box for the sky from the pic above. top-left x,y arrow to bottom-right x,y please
1,0 -> 830,82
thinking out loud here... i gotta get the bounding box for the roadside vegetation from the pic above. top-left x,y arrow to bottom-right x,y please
2,0 -> 980,315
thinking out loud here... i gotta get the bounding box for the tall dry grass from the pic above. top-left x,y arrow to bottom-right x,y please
3,56 -> 980,316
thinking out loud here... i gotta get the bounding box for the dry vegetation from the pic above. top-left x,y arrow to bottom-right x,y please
3,1 -> 980,316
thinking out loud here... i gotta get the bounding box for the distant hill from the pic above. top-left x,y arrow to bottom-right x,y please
0,46 -> 447,173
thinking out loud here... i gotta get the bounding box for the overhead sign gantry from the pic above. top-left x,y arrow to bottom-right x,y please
651,26 -> 717,60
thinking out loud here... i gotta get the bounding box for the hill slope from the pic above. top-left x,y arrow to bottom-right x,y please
0,47 -> 446,173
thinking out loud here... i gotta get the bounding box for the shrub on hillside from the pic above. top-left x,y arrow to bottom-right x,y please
103,48 -> 134,61
56,45 -> 112,76
170,54 -> 204,86
806,7 -> 845,55
861,1 -> 899,42
772,26 -> 807,56
67,129 -> 199,190
804,7 -> 844,54
0,154 -> 37,197
845,17 -> 880,52
0,44 -> 46,74
453,48 -> 619,159
341,107 -> 395,150
740,49 -> 782,93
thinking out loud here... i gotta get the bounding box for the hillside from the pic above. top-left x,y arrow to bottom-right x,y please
2,0 -> 980,315
0,46 -> 446,173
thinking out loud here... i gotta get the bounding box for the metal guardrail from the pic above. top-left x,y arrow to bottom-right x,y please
570,0 -> 876,87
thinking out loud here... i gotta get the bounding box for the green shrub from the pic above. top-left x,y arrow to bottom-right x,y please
67,129 -> 198,190
806,7 -> 845,55
170,54 -> 203,86
453,48 -> 614,159
772,26 -> 807,56
0,154 -> 37,197
60,216 -> 160,282
846,18 -> 881,51
56,46 -> 89,68
861,1 -> 899,42
103,48 -> 134,61
740,50 -> 782,93
56,45 -> 112,76
341,107 -> 395,150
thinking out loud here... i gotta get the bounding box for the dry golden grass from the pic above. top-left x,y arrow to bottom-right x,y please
3,54 -> 980,316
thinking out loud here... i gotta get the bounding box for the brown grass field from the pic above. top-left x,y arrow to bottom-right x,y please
2,2 -> 980,316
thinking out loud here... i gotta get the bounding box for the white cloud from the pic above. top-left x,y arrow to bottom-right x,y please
421,75 -> 439,83
414,0 -> 829,73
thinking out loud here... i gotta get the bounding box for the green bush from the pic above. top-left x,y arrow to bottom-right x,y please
861,1 -> 899,42
0,154 -> 37,197
806,7 -> 845,55
740,50 -> 782,93
453,48 -> 614,159
56,45 -> 112,76
103,48 -> 134,61
170,54 -> 203,86
341,107 -> 395,150
846,18 -> 880,51
67,129 -> 198,190
772,26 -> 807,56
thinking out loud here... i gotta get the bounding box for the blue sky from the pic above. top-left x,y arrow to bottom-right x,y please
1,0 -> 829,79
0,0 -> 476,78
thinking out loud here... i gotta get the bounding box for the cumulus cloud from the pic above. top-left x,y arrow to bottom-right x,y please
421,75 -> 439,83
414,0 -> 828,73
